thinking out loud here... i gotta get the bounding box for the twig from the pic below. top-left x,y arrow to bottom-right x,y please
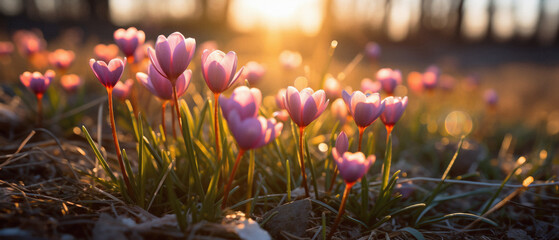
0,130 -> 35,169
392,177 -> 558,188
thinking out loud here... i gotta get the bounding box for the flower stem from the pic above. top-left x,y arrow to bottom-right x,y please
327,166 -> 338,193
358,126 -> 365,152
161,102 -> 167,140
299,126 -> 310,198
382,125 -> 394,191
171,101 -> 177,139
327,182 -> 354,240
36,94 -> 43,127
214,93 -> 221,161
107,89 -> 133,197
172,84 -> 182,130
222,149 -> 245,209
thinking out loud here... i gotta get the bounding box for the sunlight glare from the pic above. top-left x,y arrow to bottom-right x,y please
229,0 -> 323,36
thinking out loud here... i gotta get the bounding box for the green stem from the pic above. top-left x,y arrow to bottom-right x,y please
382,126 -> 393,191
214,93 -> 221,162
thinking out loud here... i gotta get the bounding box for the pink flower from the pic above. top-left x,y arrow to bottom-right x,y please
133,42 -> 153,64
113,79 -> 134,100
342,90 -> 385,128
13,30 -> 45,57
89,58 -> 126,88
240,61 -> 266,85
273,109 -> 290,122
364,41 -> 381,61
279,50 -> 302,70
376,68 -> 402,95
422,65 -> 439,90
148,32 -> 196,84
380,96 -> 408,127
201,49 -> 244,94
226,110 -> 283,150
407,71 -> 424,94
0,41 -> 14,56
331,98 -> 348,123
48,49 -> 75,70
114,27 -> 145,58
361,78 -> 381,94
484,89 -> 498,106
60,74 -> 82,93
20,70 -> 55,96
220,86 -> 261,121
137,63 -> 191,101
94,44 -> 120,63
324,76 -> 341,99
331,149 -> 374,184
335,131 -> 349,156
276,88 -> 287,109
439,74 -> 455,91
284,86 -> 329,128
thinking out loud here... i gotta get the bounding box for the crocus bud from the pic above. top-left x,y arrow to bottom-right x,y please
94,44 -> 120,63
89,58 -> 125,89
48,49 -> 75,70
364,41 -> 381,61
0,41 -> 14,56
276,88 -> 287,109
279,50 -> 302,70
360,78 -> 381,94
273,109 -> 290,122
284,86 -> 329,128
335,131 -> 349,156
220,86 -> 262,121
342,90 -> 385,129
331,98 -> 348,123
332,149 -> 374,184
20,70 -> 55,96
324,76 -> 342,99
137,63 -> 191,101
241,61 -> 266,85
114,27 -> 145,58
148,32 -> 196,84
201,49 -> 244,94
60,74 -> 82,93
407,71 -> 424,94
13,30 -> 45,57
226,110 -> 283,150
484,89 -> 498,107
380,96 -> 408,127
376,68 -> 402,96
422,65 -> 440,90
113,79 -> 134,100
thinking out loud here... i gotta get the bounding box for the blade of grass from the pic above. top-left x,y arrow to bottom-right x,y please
180,100 -> 204,197
417,213 -> 498,228
305,134 -> 320,200
82,126 -> 117,183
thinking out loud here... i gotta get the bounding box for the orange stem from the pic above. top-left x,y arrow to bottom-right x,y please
327,182 -> 354,240
386,125 -> 393,143
108,89 -> 133,197
299,126 -> 310,198
172,84 -> 182,130
36,94 -> 43,127
358,126 -> 365,152
222,149 -> 245,209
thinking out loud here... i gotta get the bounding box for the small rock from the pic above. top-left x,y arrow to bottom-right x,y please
261,199 -> 312,240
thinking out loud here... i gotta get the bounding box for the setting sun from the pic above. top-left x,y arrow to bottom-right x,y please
228,0 -> 324,36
